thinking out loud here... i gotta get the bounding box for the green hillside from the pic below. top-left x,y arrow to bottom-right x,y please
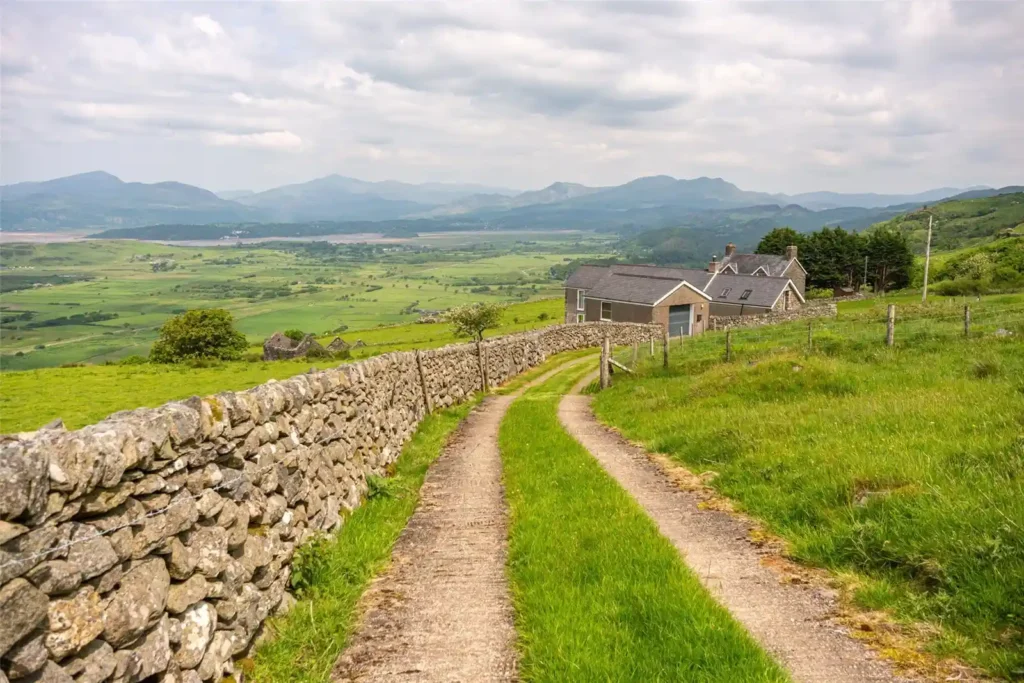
871,192 -> 1024,252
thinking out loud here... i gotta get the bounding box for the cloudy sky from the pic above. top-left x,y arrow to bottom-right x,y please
2,1 -> 1022,194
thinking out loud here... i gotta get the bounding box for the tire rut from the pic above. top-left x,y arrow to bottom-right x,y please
557,371 -> 913,683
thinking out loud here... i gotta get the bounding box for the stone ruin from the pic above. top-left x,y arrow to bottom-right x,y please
261,333 -> 326,361
0,321 -> 659,682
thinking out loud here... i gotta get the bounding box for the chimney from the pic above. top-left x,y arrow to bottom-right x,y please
708,256 -> 720,274
785,244 -> 798,261
724,243 -> 736,257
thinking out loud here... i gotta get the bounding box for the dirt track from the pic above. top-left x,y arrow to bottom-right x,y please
557,371 -> 912,683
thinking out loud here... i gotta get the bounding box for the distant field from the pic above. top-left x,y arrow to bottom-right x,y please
0,297 -> 564,433
0,235 -> 608,370
595,293 -> 1024,678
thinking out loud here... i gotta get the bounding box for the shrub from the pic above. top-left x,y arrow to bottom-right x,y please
538,311 -> 551,321
117,354 -> 148,366
806,287 -> 833,300
444,302 -> 505,341
242,352 -> 265,363
304,345 -> 333,360
283,329 -> 305,342
149,309 -> 248,363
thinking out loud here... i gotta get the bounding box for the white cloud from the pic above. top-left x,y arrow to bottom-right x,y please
1,1 -> 1022,192
192,15 -> 224,39
207,130 -> 303,150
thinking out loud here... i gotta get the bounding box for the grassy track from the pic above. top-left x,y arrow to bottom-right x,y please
249,397 -> 478,682
593,311 -> 1024,677
499,363 -> 789,682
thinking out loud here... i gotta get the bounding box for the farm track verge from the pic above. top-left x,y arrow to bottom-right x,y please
558,370 -> 911,683
331,356 -> 591,682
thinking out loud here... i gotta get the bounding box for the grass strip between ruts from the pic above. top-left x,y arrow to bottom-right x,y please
499,362 -> 789,682
248,396 -> 479,682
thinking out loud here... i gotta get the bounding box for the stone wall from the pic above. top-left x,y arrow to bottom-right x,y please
709,300 -> 838,331
0,321 -> 656,683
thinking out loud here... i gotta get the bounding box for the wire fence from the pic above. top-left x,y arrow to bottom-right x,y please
608,300 -> 1024,373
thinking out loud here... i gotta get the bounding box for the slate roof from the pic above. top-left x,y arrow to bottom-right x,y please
565,264 -> 610,289
706,273 -> 800,309
608,264 -> 716,290
585,273 -> 696,305
719,253 -> 799,277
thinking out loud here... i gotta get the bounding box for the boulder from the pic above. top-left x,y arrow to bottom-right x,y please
0,579 -> 48,658
2,630 -> 47,679
44,586 -> 104,660
173,602 -> 216,670
102,558 -> 170,647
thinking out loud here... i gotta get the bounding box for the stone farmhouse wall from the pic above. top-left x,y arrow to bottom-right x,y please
709,300 -> 838,331
0,321 -> 656,683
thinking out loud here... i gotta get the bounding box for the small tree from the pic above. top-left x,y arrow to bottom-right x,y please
284,329 -> 305,342
150,309 -> 248,363
444,303 -> 505,341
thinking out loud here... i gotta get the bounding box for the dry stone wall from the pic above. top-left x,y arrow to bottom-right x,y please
0,321 -> 656,683
709,301 -> 838,331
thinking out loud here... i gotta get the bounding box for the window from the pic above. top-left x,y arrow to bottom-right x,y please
600,301 -> 612,321
719,288 -> 731,298
576,313 -> 585,323
739,289 -> 753,300
576,289 -> 585,311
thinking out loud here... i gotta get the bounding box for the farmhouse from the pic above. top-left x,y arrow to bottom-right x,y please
564,244 -> 805,335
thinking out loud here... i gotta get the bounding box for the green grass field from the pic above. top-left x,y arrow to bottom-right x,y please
499,362 -> 788,682
594,297 -> 1024,678
0,297 -> 565,433
0,236 -> 607,370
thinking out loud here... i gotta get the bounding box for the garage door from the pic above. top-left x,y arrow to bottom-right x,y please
669,304 -> 691,336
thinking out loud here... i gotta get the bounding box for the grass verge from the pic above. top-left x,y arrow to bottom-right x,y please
499,363 -> 789,682
248,397 -> 478,682
593,329 -> 1024,678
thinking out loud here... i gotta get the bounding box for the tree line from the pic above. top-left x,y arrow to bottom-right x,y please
756,226 -> 914,293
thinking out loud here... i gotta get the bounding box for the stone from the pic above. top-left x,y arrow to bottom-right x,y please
166,575 -> 207,615
109,648 -> 141,683
0,521 -> 29,546
1,524 -> 72,585
102,558 -> 170,648
131,491 -> 197,559
60,639 -> 115,683
78,481 -> 134,516
0,579 -> 48,658
196,630 -> 233,681
2,630 -> 47,679
66,525 -> 119,580
193,491 -> 223,520
173,602 -> 216,670
25,561 -> 82,596
125,616 -> 172,681
19,661 -> 72,683
240,535 -> 273,574
165,539 -> 197,580
44,586 -> 104,660
90,562 -> 124,595
0,441 -> 48,522
182,526 -> 228,578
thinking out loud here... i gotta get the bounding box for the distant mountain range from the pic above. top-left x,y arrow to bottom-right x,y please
1,169 -> 1014,237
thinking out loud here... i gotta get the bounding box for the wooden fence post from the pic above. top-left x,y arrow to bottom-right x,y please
476,340 -> 489,391
662,327 -> 670,369
886,304 -> 895,347
415,349 -> 432,414
725,327 -> 732,362
807,321 -> 813,352
649,335 -> 655,357
632,342 -> 638,366
964,305 -> 971,337
600,335 -> 610,389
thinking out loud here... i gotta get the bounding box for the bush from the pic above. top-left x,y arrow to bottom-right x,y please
806,287 -> 833,300
149,309 -> 248,363
242,352 -> 265,363
284,329 -> 305,342
117,354 -> 148,366
304,345 -> 333,360
538,311 -> 551,321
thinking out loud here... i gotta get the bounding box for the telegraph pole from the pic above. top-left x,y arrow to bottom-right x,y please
922,214 -> 933,303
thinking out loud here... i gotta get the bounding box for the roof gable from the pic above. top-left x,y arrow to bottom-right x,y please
707,273 -> 797,308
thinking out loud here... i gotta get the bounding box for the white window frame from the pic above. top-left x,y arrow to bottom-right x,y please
600,301 -> 612,321
576,289 -> 585,311
576,313 -> 585,323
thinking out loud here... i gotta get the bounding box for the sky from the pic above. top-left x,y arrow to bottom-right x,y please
2,1 -> 1022,195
